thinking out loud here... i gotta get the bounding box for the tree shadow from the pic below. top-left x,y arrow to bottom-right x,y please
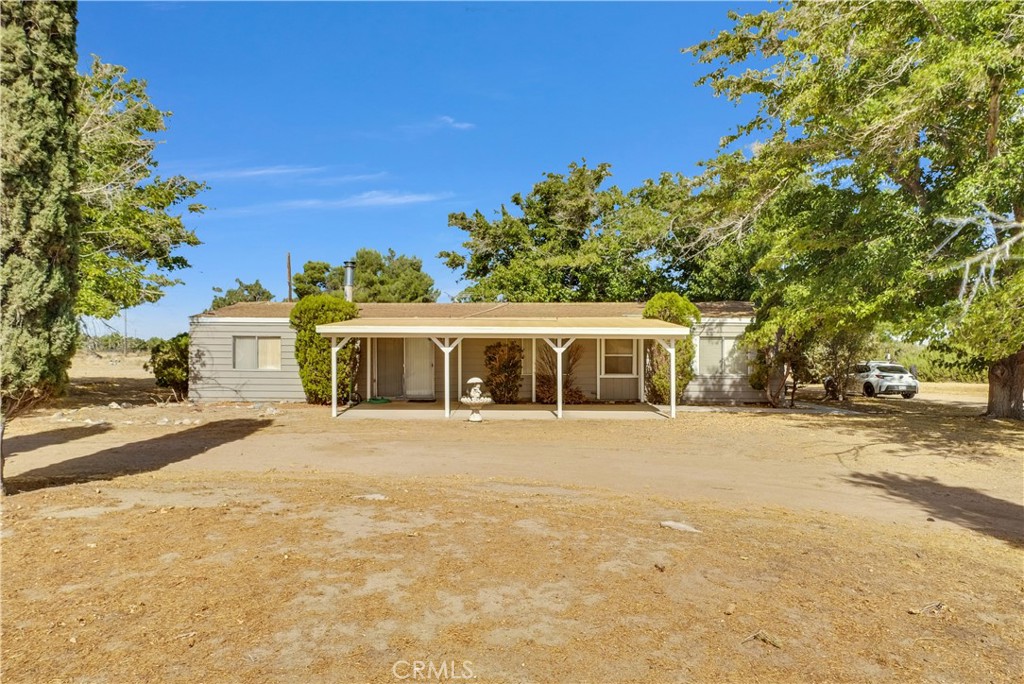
4,424 -> 115,456
7,419 -> 272,495
845,472 -> 1024,547
788,411 -> 1024,464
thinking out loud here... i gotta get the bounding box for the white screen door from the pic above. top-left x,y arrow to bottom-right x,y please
404,338 -> 435,399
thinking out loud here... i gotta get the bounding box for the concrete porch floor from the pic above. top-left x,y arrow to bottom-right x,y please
338,399 -> 670,420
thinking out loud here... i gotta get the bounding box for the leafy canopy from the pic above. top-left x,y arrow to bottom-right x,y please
681,1 -> 1023,413
1,0 -> 81,428
440,161 -> 679,302
293,248 -> 438,302
211,278 -> 274,310
75,57 -> 207,319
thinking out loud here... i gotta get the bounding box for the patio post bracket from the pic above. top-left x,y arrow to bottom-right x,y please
543,337 -> 576,419
430,337 -> 463,418
331,336 -> 351,418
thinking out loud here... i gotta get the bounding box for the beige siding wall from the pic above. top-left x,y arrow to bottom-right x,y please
600,377 -> 639,401
682,319 -> 761,403
190,318 -> 306,402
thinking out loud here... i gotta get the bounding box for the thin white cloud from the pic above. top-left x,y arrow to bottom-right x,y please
201,165 -> 326,180
396,115 -> 476,137
310,171 -> 390,185
216,190 -> 453,216
436,115 -> 475,131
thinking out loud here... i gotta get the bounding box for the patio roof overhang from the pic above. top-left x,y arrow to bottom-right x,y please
315,316 -> 689,339
317,316 -> 688,421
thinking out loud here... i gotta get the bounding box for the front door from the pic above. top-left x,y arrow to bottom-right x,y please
404,338 -> 435,400
375,338 -> 404,397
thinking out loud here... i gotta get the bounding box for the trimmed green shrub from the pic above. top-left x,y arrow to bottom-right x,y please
289,294 -> 359,404
145,333 -> 190,398
643,292 -> 700,404
484,341 -> 523,403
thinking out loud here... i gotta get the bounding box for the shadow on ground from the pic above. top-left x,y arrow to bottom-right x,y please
4,424 -> 115,457
846,472 -> 1024,547
8,419 -> 272,494
43,376 -> 174,411
787,409 -> 1024,463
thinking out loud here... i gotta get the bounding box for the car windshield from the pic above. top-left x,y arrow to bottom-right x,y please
876,365 -> 909,374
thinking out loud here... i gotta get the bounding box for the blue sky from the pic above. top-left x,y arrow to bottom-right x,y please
77,1 -> 763,338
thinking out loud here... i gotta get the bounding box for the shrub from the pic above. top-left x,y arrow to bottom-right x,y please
483,341 -> 523,403
536,344 -> 587,405
642,293 -> 700,403
289,294 -> 359,404
145,333 -> 190,399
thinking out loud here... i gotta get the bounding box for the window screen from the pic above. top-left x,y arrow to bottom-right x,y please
258,337 -> 281,370
233,336 -> 281,370
233,337 -> 257,369
698,337 -> 723,376
603,339 -> 635,376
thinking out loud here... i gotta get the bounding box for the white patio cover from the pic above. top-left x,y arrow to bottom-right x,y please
317,317 -> 688,420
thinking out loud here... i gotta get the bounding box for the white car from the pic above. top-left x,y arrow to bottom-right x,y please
846,361 -> 919,399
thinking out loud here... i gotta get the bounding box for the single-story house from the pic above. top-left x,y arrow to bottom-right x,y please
188,301 -> 760,417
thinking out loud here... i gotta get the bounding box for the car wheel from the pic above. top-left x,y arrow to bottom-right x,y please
901,392 -> 916,399
863,382 -> 876,398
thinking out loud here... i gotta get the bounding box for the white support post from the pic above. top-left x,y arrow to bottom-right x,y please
637,338 -> 644,402
531,338 -> 537,403
668,338 -> 677,419
655,338 -> 677,419
430,337 -> 462,418
596,339 -> 602,401
543,338 -> 575,418
330,336 -> 351,418
365,337 -> 372,400
331,336 -> 338,418
692,334 -> 700,375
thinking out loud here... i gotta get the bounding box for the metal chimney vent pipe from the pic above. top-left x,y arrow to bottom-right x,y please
343,260 -> 355,302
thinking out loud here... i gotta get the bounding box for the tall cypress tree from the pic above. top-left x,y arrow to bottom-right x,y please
0,1 -> 81,494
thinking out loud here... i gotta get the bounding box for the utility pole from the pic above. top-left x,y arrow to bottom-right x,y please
287,252 -> 293,302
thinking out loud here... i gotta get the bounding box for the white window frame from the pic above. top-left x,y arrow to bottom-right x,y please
698,336 -> 747,377
232,335 -> 282,370
600,338 -> 638,377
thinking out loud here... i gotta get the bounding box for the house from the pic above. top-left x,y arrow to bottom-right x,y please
188,300 -> 760,417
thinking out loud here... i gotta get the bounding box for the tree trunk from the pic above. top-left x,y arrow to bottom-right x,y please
986,349 -> 1024,420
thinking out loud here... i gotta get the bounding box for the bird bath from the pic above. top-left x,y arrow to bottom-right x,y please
460,377 -> 493,422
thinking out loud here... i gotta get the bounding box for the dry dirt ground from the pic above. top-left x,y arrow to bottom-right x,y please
1,354 -> 1022,683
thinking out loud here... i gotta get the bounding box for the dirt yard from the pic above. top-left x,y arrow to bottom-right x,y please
2,354 -> 1022,683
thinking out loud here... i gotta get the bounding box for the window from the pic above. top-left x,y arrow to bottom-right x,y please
233,336 -> 281,370
698,337 -> 746,376
602,339 -> 636,376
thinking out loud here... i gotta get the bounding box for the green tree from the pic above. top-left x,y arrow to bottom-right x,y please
684,0 -> 1024,417
144,333 -> 190,398
289,294 -> 359,404
210,278 -> 274,310
293,248 -> 438,302
440,161 -> 677,302
75,57 -> 207,319
0,0 -> 81,494
642,293 -> 700,404
353,248 -> 438,303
